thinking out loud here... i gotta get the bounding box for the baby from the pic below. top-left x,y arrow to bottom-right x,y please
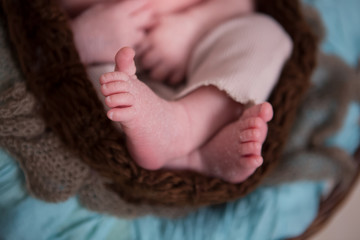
66,0 -> 292,183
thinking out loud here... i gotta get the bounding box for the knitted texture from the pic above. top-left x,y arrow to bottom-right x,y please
1,0 -> 317,207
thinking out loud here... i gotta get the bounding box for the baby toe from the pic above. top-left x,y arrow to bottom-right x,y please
238,117 -> 264,131
239,142 -> 262,156
239,129 -> 262,143
258,102 -> 273,122
241,104 -> 263,118
242,102 -> 273,121
101,81 -> 130,96
107,106 -> 136,122
105,93 -> 135,108
115,47 -> 137,75
241,155 -> 263,169
100,72 -> 130,84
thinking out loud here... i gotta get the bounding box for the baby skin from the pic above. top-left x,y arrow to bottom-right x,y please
100,47 -> 273,183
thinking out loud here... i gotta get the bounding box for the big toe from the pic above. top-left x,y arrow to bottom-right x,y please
259,102 -> 273,122
115,47 -> 137,76
242,102 -> 273,122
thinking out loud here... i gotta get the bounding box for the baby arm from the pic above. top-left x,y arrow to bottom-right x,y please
139,0 -> 254,84
71,0 -> 153,64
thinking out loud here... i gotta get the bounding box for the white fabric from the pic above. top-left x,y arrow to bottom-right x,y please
177,13 -> 293,105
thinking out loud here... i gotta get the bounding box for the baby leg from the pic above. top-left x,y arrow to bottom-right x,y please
100,47 -> 243,170
168,14 -> 293,182
101,14 -> 292,183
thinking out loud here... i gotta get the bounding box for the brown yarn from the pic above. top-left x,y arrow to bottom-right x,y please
1,0 -> 317,207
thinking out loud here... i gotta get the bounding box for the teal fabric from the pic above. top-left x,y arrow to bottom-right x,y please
130,182 -> 324,240
0,149 -> 323,240
0,150 -> 120,240
303,0 -> 360,67
1,0 -> 359,239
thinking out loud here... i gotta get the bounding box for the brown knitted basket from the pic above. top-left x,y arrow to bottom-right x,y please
1,0 -> 316,207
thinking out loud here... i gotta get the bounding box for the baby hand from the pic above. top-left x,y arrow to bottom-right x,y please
138,13 -> 200,84
72,0 -> 154,64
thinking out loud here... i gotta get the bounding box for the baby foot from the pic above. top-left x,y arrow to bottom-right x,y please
192,103 -> 273,183
100,47 -> 195,169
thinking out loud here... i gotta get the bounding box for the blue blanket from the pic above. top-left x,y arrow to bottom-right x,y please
0,150 -> 324,240
304,0 -> 360,67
